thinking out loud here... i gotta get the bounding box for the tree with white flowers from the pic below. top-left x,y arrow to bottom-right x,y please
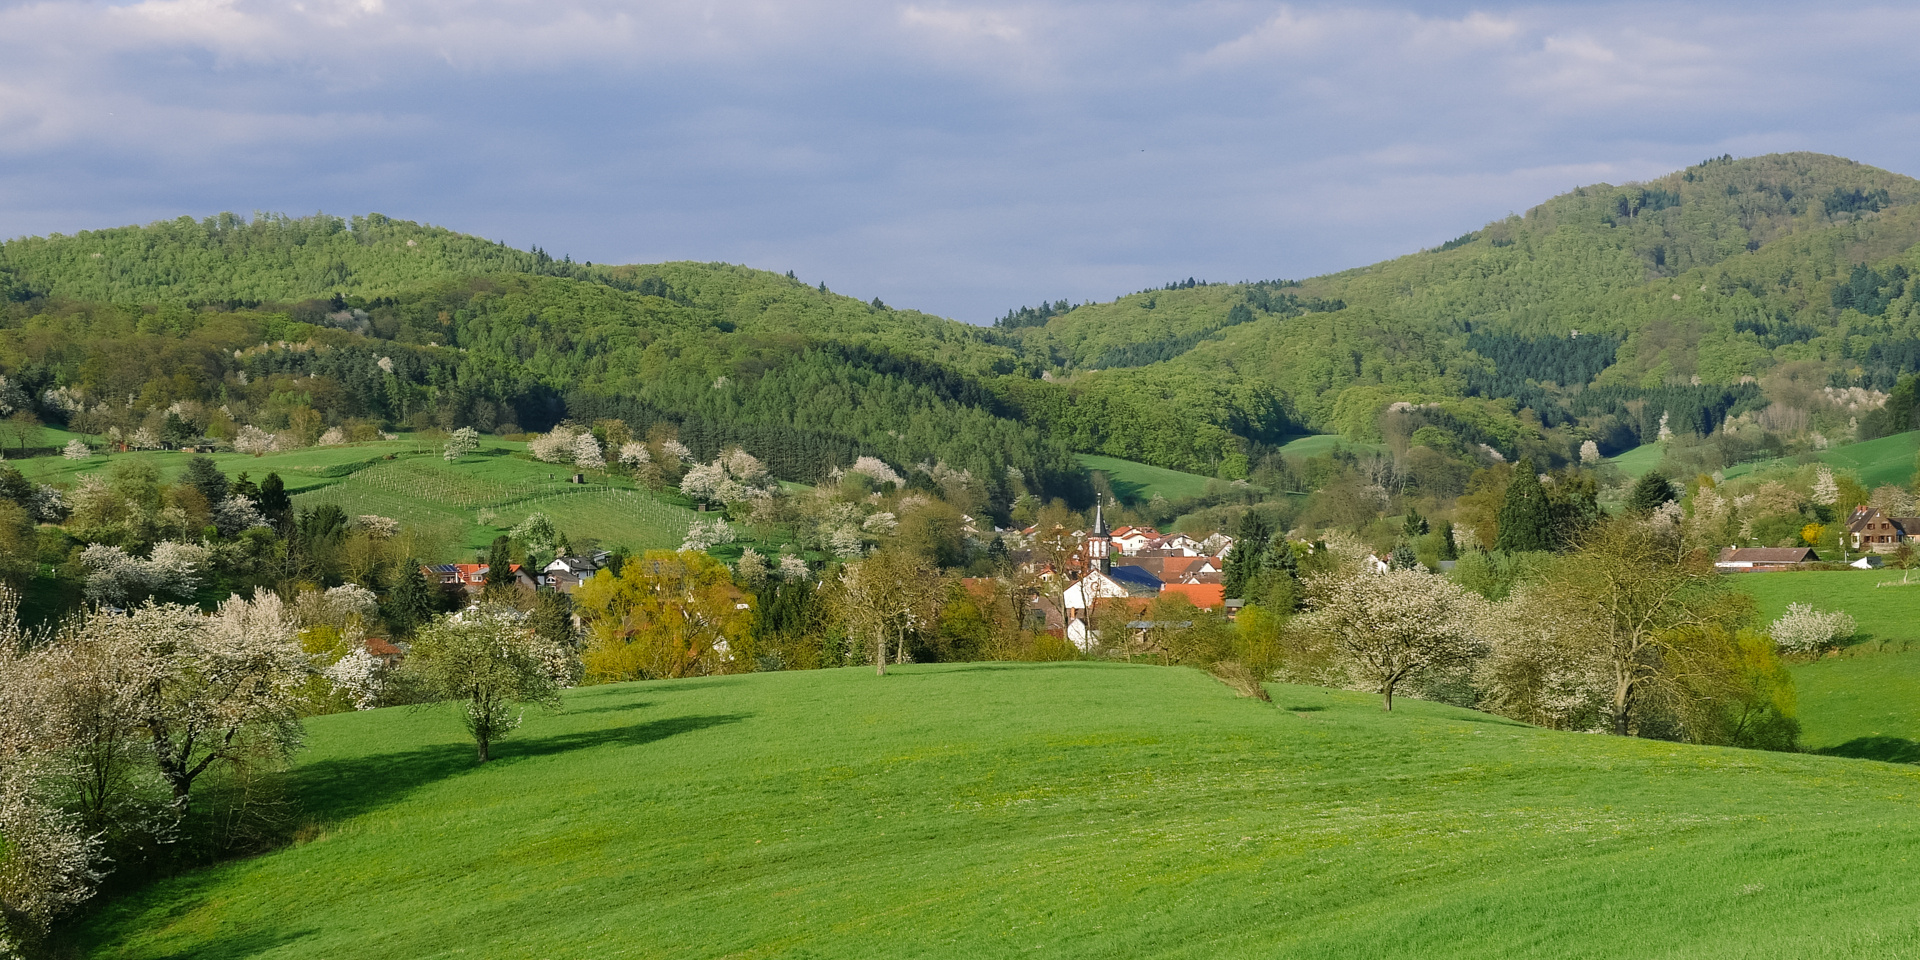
1769,603 -> 1855,654
1299,565 -> 1483,711
443,426 -> 480,461
61,439 -> 90,461
572,431 -> 605,471
407,605 -> 564,762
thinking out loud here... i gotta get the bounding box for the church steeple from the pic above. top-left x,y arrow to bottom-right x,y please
1087,499 -> 1111,572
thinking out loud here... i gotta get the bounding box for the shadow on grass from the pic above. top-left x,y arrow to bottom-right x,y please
291,712 -> 749,824
143,926 -> 320,960
1818,736 -> 1920,764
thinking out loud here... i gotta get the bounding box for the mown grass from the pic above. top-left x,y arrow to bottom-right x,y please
1076,453 -> 1215,503
69,663 -> 1920,959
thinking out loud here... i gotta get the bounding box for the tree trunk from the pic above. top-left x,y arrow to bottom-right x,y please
875,634 -> 886,676
477,732 -> 490,762
1382,683 -> 1394,712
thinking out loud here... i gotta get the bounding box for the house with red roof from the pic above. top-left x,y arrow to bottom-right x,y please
422,562 -> 536,595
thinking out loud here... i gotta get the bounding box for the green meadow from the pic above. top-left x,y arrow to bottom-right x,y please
1725,569 -> 1920,761
13,437 -> 698,561
69,663 -> 1920,959
1606,442 -> 1665,478
1077,453 -> 1215,503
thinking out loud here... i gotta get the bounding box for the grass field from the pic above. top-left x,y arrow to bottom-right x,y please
1606,442 -> 1665,478
1275,434 -> 1384,458
68,663 -> 1920,959
10,437 -> 699,561
1076,454 -> 1215,503
1725,569 -> 1920,760
1726,568 -> 1920,649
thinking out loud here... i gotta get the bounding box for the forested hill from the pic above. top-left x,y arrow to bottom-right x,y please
997,152 -> 1920,462
8,151 -> 1920,500
0,221 -> 1094,508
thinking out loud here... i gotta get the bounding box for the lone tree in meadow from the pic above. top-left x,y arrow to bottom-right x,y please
407,606 -> 564,762
1299,565 -> 1482,711
1494,457 -> 1552,553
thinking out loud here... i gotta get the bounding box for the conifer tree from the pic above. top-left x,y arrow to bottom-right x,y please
1495,458 -> 1553,553
1438,521 -> 1459,561
1223,512 -> 1272,600
1402,509 -> 1428,539
1626,470 -> 1677,517
484,536 -> 515,594
384,558 -> 440,636
1391,539 -> 1418,570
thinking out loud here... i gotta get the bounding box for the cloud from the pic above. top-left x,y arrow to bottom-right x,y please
1,2 -> 1919,320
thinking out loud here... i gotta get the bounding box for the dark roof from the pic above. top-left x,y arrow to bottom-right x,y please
1717,547 -> 1818,563
1106,565 -> 1163,591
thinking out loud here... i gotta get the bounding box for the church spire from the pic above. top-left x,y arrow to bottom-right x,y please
1088,499 -> 1111,572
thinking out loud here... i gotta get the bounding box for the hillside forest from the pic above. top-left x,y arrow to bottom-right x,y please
6,152 -> 1920,953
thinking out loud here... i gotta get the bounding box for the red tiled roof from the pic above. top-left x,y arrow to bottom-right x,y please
365,637 -> 404,658
1159,582 -> 1226,609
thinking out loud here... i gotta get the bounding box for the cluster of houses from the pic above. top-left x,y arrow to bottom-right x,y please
419,551 -> 614,596
1006,506 -> 1239,649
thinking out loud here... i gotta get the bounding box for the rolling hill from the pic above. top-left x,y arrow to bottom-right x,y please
68,663 -> 1920,959
10,152 -> 1920,483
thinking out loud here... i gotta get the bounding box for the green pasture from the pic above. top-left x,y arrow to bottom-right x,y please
1076,453 -> 1215,503
1725,568 -> 1920,758
1727,568 -> 1920,648
8,437 -> 697,561
1275,434 -> 1384,458
1606,441 -> 1665,478
70,663 -> 1920,959
1809,430 -> 1920,488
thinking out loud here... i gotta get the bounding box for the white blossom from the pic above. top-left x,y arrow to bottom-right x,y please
1769,603 -> 1856,654
660,439 -> 692,463
571,431 -> 605,470
323,647 -> 384,711
1579,440 -> 1601,464
233,425 -> 279,455
61,439 -> 90,461
318,427 -> 347,447
443,426 -> 481,461
777,554 -> 811,581
213,495 -> 269,538
618,441 -> 650,467
1812,467 -> 1839,507
680,517 -> 736,552
846,456 -> 903,487
735,547 -> 769,587
528,426 -> 577,464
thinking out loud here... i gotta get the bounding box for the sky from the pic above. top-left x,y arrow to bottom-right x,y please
3,1 -> 1919,323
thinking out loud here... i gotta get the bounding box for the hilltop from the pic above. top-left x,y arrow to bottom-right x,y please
69,663 -> 1920,959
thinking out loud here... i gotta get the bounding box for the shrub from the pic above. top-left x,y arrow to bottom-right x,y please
1768,602 -> 1856,653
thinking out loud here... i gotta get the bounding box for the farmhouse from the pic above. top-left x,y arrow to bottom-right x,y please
1714,547 -> 1819,572
1846,506 -> 1920,553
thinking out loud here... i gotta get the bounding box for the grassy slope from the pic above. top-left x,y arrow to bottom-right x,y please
1607,442 -> 1665,478
1705,430 -> 1920,487
13,439 -> 696,560
73,664 -> 1920,960
1076,453 -> 1214,503
1726,569 -> 1920,758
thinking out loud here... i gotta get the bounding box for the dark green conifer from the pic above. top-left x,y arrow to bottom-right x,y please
1495,458 -> 1553,553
